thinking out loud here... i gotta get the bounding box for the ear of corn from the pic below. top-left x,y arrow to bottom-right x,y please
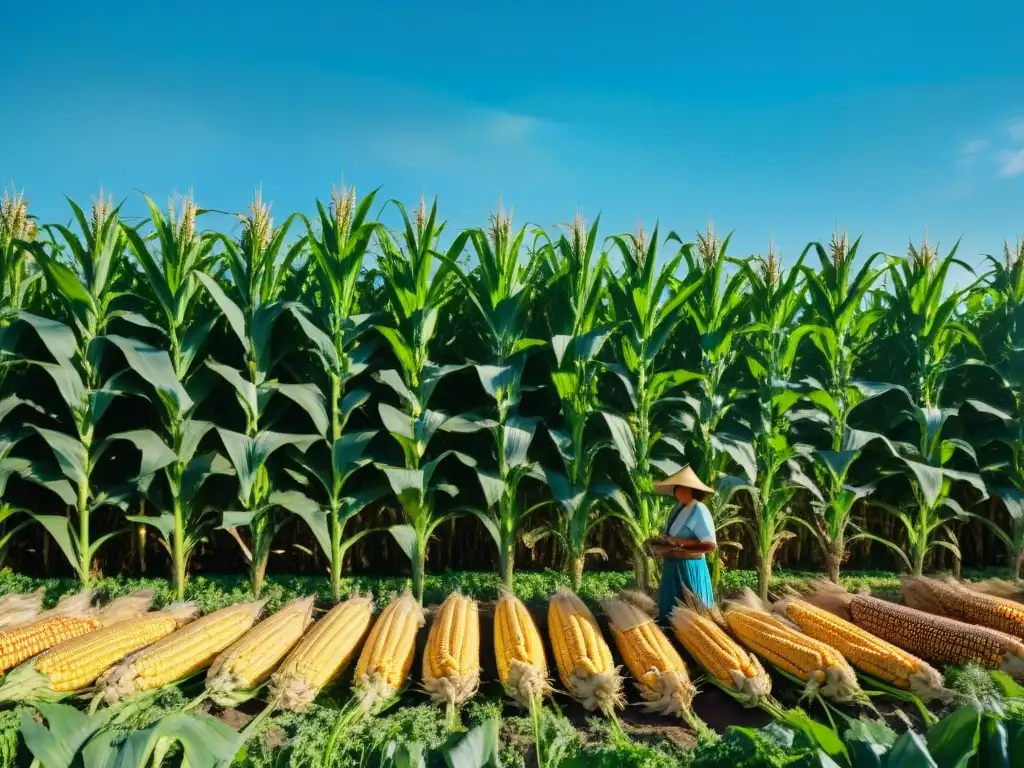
670,603 -> 771,708
97,600 -> 265,704
207,596 -> 315,707
270,593 -> 373,712
0,589 -> 154,672
901,576 -> 1024,640
547,589 -> 623,714
0,604 -> 199,702
353,591 -> 424,716
803,580 -> 1024,680
724,590 -> 861,703
422,592 -> 480,712
0,589 -> 45,633
601,595 -> 695,718
494,589 -> 550,708
773,592 -> 948,702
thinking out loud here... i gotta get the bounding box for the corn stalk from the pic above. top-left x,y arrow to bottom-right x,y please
529,213 -> 625,591
443,206 -> 545,587
603,223 -> 701,592
120,192 -> 229,600
289,186 -> 387,602
373,197 -> 478,604
800,232 -> 892,581
200,191 -> 322,596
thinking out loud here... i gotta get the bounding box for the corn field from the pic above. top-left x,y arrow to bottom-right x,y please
0,186 -> 1021,604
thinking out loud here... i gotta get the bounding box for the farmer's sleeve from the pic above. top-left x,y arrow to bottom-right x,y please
689,502 -> 717,544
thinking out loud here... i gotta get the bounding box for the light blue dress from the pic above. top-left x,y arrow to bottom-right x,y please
657,501 -> 716,622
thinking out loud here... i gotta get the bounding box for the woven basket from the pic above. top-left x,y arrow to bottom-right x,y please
644,535 -> 699,561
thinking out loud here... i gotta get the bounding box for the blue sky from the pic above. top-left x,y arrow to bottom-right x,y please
3,0 -> 1024,272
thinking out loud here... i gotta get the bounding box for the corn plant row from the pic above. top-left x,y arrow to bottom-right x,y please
0,187 -> 1020,607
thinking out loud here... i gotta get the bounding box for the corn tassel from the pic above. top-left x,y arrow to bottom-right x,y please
901,576 -> 1024,640
547,589 -> 623,714
724,590 -> 861,703
494,589 -> 549,708
803,579 -> 1024,679
422,592 -> 480,719
773,591 -> 948,702
207,596 -> 315,707
602,595 -> 696,719
353,591 -> 423,716
270,593 -> 373,712
97,600 -> 265,704
670,603 -> 771,708
0,589 -> 155,673
0,604 -> 199,702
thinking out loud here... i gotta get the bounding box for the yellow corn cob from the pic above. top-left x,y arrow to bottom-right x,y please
494,589 -> 550,708
97,600 -> 265,704
773,592 -> 948,701
207,596 -> 315,707
724,590 -> 861,703
422,592 -> 480,711
547,589 -> 623,714
902,576 -> 1024,640
803,580 -> 1024,679
0,589 -> 45,633
670,603 -> 772,708
270,593 -> 373,712
601,595 -> 695,718
0,604 -> 200,701
0,589 -> 154,673
353,591 -> 424,715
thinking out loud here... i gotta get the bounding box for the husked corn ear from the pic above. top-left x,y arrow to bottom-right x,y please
0,604 -> 199,702
0,589 -> 154,672
670,604 -> 771,708
902,576 -> 1024,640
97,600 -> 265,704
353,591 -> 424,715
773,593 -> 948,702
0,589 -> 45,633
494,589 -> 550,708
270,593 -> 373,712
422,593 -> 480,710
602,595 -> 695,718
548,589 -> 623,714
803,580 -> 1024,680
207,596 -> 315,707
724,590 -> 861,703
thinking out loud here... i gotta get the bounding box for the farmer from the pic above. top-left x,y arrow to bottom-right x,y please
648,467 -> 717,622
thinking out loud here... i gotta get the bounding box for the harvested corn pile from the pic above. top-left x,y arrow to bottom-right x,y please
0,589 -> 154,673
269,593 -> 372,712
0,603 -> 199,702
494,589 -> 550,708
422,592 -> 480,715
724,589 -> 861,703
670,602 -> 772,708
207,595 -> 315,707
352,591 -> 423,716
602,593 -> 695,718
548,589 -> 623,714
901,576 -> 1024,640
97,600 -> 265,704
803,580 -> 1024,679
773,590 -> 949,702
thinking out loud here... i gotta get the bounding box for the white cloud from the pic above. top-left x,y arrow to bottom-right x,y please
998,148 -> 1024,177
1008,118 -> 1024,142
962,138 -> 988,155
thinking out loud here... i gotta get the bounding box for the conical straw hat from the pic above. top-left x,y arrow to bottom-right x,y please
652,466 -> 714,496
